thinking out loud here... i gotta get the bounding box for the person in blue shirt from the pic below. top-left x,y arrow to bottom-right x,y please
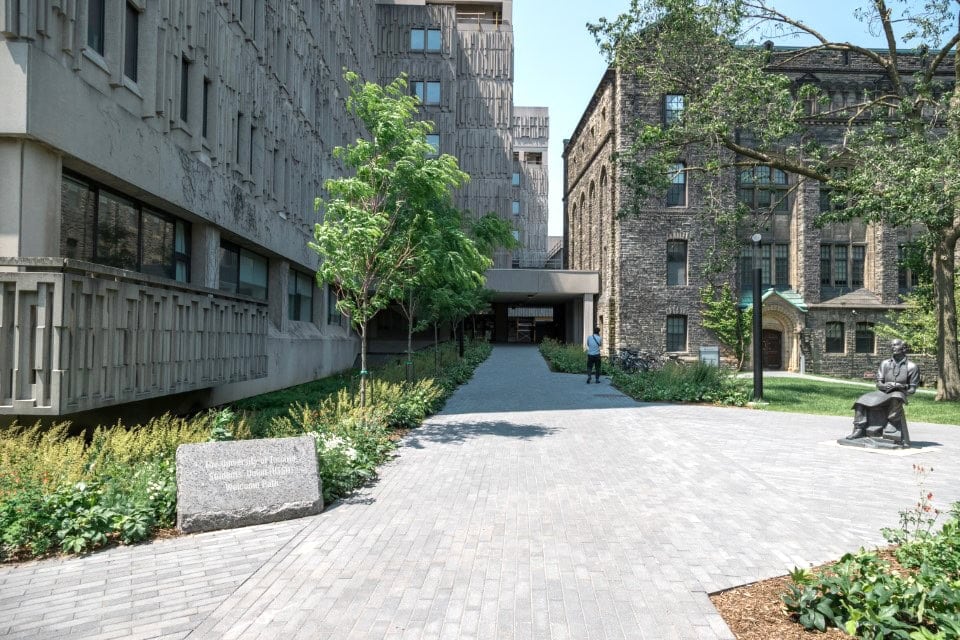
586,327 -> 602,384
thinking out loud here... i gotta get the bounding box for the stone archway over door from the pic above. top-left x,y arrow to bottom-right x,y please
762,329 -> 782,369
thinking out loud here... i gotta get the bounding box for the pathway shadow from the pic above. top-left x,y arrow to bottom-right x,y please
403,420 -> 557,449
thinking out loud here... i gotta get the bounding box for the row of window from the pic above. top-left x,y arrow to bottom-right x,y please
826,322 -> 876,354
664,163 -> 790,211
61,176 -> 340,325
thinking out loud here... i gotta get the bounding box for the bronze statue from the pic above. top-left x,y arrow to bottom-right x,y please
845,339 -> 920,447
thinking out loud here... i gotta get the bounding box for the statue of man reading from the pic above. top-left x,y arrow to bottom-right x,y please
847,339 -> 920,445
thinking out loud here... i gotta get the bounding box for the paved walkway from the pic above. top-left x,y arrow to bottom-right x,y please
2,345 -> 960,639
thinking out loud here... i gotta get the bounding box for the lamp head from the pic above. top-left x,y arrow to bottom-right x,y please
751,233 -> 762,244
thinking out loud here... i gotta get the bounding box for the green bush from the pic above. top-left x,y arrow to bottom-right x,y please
784,497 -> 960,639
612,363 -> 749,406
539,338 -> 611,374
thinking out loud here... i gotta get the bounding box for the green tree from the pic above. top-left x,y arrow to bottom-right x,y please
311,71 -> 468,406
591,0 -> 960,400
700,283 -> 751,369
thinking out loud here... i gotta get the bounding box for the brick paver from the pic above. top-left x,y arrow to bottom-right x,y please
2,345 -> 959,639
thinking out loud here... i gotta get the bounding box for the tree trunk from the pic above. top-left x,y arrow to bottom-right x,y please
406,289 -> 414,383
434,322 -> 440,372
360,320 -> 368,407
933,231 -> 960,400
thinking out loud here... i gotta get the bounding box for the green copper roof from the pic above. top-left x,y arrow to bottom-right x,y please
739,288 -> 809,312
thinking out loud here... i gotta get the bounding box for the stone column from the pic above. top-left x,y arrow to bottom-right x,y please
190,223 -> 220,289
269,259 -> 289,331
0,140 -> 61,259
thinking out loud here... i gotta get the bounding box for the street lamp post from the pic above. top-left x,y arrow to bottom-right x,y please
751,233 -> 763,402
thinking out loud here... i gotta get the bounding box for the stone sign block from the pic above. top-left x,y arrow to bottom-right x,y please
176,435 -> 322,534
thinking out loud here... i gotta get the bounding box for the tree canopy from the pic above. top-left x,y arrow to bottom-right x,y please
591,0 -> 960,400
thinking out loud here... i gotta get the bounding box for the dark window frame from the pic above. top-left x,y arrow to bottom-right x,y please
855,322 -> 875,354
666,162 -> 686,207
60,172 -> 191,282
664,94 -> 685,125
288,270 -> 314,322
666,240 -> 687,286
87,0 -> 106,55
218,240 -> 268,301
123,2 -> 139,82
738,166 -> 789,213
825,321 -> 845,353
666,315 -> 687,352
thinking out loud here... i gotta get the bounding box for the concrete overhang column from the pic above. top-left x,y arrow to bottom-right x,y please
582,293 -> 594,348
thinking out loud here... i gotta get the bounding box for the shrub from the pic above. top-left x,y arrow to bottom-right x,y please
539,338 -> 611,374
611,363 -> 749,406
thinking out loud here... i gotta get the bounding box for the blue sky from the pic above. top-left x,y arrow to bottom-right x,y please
511,1 -> 892,235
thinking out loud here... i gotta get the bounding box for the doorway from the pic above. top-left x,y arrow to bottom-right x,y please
762,329 -> 783,370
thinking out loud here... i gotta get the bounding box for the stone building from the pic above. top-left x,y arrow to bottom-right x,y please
0,0 -> 541,418
564,50 -> 945,377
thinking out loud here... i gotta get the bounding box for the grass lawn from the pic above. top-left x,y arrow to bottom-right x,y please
759,376 -> 960,425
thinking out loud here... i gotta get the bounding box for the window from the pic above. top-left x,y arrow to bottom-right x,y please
512,172 -> 521,186
87,0 -> 105,55
898,244 -> 921,291
666,315 -> 687,352
666,163 -> 686,207
180,57 -> 191,123
426,134 -> 440,157
410,28 -> 425,50
219,241 -> 268,300
327,286 -> 342,325
236,112 -> 243,165
511,230 -> 520,242
851,245 -> 865,287
821,244 -> 862,288
411,81 -> 440,105
775,244 -> 789,286
738,166 -> 789,212
855,322 -> 875,354
525,152 -> 543,165
124,3 -> 139,82
60,175 -> 190,281
825,322 -> 845,353
760,244 -> 772,286
288,271 -> 314,322
819,167 -> 848,212
666,240 -> 687,286
664,94 -> 684,125
249,123 -> 256,176
202,78 -> 211,139
512,200 -> 520,215
426,28 -> 441,51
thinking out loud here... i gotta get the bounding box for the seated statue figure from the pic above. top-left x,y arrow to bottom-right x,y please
846,339 -> 920,446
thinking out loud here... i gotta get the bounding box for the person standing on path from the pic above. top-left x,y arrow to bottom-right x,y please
586,327 -> 602,384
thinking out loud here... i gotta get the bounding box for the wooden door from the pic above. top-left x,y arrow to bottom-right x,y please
762,329 -> 782,370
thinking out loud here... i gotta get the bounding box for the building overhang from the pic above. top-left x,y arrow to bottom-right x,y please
484,269 -> 599,305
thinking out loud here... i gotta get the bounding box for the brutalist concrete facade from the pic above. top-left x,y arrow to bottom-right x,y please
565,49 -> 946,378
0,0 -> 540,416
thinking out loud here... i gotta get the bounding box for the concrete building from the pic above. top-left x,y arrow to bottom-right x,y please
565,49 -> 946,377
511,106 -> 548,268
0,0 -> 558,419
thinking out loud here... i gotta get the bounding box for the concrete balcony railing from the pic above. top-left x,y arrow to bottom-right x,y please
0,259 -> 268,416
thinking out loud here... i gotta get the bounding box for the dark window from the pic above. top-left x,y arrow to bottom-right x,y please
775,244 -> 789,286
61,177 -> 96,261
666,163 -> 686,207
512,172 -> 521,186
96,191 -> 140,271
512,200 -> 520,215
87,0 -> 105,55
425,134 -> 440,157
739,246 -> 754,291
249,124 -> 256,176
180,57 -> 191,123
738,166 -> 788,213
666,315 -> 687,352
124,3 -> 139,82
236,112 -> 244,165
851,245 -> 865,287
898,244 -> 921,291
761,244 -> 772,286
62,175 -> 190,281
825,322 -> 845,353
412,80 -> 424,102
666,240 -> 687,286
288,270 -> 314,322
664,94 -> 684,125
202,77 -> 211,139
855,322 -> 875,354
525,152 -> 543,165
219,241 -> 268,300
820,245 -> 832,286
426,28 -> 442,51
327,286 -> 342,325
833,245 -> 848,287
410,28 -> 425,50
